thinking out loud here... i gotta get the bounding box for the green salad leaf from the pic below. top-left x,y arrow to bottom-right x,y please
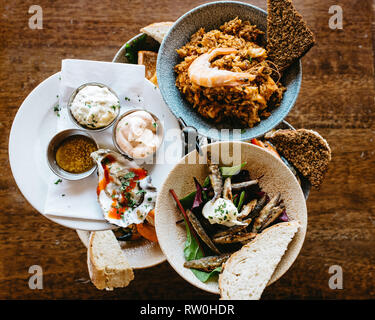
124,34 -> 147,64
237,190 -> 245,211
220,162 -> 247,178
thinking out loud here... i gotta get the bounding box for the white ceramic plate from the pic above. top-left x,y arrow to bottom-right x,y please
76,229 -> 166,269
9,72 -> 183,231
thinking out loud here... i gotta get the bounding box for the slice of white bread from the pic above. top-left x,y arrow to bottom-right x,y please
88,230 -> 134,290
219,220 -> 300,300
140,22 -> 174,43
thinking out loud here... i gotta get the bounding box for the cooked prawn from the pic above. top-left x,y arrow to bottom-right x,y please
188,48 -> 257,87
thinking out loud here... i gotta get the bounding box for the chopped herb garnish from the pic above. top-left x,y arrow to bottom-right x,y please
54,179 -> 62,185
53,105 -> 61,117
123,172 -> 136,179
124,97 -> 131,101
248,56 -> 253,63
61,194 -> 65,197
152,122 -> 157,128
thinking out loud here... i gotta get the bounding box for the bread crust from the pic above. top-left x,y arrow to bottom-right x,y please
88,231 -> 134,290
88,232 -> 107,290
140,22 -> 174,43
219,221 -> 300,300
266,129 -> 331,188
267,0 -> 315,71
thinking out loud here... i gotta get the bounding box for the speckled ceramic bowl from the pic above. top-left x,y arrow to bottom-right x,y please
157,1 -> 302,141
155,141 -> 307,294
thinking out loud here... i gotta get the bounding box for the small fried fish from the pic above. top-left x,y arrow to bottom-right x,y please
213,231 -> 257,244
184,253 -> 231,272
207,151 -> 223,202
231,180 -> 258,190
223,177 -> 233,201
252,193 -> 281,233
186,209 -> 221,255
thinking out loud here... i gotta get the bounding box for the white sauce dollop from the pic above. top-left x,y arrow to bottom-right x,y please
202,198 -> 246,227
70,85 -> 119,129
115,111 -> 161,159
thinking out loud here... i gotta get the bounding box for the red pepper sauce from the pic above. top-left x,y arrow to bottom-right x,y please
96,155 -> 116,196
98,162 -> 148,220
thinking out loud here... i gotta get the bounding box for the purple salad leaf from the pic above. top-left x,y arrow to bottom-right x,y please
278,209 -> 289,222
192,177 -> 204,209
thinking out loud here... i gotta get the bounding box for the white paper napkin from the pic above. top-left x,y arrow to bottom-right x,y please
43,59 -> 145,224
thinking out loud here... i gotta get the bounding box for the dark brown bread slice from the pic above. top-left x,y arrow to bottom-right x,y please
265,129 -> 331,188
267,0 -> 315,71
138,50 -> 157,80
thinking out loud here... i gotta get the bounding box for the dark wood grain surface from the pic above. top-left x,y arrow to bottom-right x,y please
1,0 -> 375,299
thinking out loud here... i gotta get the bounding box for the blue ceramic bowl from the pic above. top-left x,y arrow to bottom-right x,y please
157,1 -> 302,141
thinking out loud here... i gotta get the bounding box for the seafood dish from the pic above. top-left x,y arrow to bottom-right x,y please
91,149 -> 158,243
169,152 -> 292,282
174,18 -> 285,128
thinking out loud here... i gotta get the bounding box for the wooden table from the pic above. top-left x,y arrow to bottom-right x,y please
1,0 -> 374,299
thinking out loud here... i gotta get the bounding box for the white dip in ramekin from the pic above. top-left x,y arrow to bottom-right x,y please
70,85 -> 120,129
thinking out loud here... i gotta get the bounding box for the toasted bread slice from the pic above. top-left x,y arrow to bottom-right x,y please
149,73 -> 158,87
88,230 -> 134,290
140,22 -> 174,43
265,129 -> 331,188
138,50 -> 158,80
219,221 -> 300,300
267,0 -> 315,71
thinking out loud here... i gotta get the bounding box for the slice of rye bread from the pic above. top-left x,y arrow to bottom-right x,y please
219,221 -> 300,300
265,129 -> 331,188
88,230 -> 134,290
267,0 -> 315,71
140,22 -> 174,44
138,50 -> 158,80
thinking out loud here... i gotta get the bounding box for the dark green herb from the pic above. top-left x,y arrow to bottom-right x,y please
237,191 -> 245,211
102,157 -> 112,166
124,34 -> 147,64
124,192 -> 137,208
54,179 -> 62,185
136,189 -> 146,195
53,105 -> 61,117
123,172 -> 135,179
